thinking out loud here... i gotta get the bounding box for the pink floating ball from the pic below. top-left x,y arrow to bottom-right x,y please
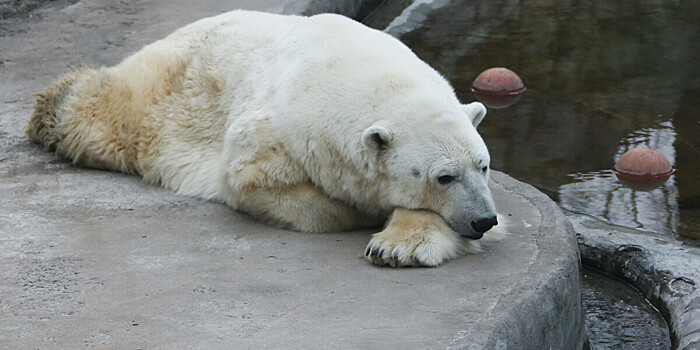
614,147 -> 674,191
471,67 -> 526,109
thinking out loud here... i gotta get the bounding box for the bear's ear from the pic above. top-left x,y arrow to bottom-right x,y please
362,122 -> 393,151
461,102 -> 487,127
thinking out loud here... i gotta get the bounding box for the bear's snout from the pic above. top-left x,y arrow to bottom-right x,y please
461,216 -> 498,239
473,216 -> 498,233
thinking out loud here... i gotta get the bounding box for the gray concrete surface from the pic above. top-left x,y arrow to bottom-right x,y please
0,1 -> 586,348
570,212 -> 700,350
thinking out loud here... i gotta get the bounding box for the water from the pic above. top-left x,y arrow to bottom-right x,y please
365,0 -> 700,241
582,268 -> 671,349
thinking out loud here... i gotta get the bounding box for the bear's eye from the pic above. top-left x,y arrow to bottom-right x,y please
437,175 -> 456,185
482,166 -> 488,173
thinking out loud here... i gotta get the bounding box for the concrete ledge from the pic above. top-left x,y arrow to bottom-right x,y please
478,172 -> 587,349
569,212 -> 700,350
0,144 -> 586,348
0,0 -> 585,348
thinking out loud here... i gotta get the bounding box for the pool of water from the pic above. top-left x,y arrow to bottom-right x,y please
581,268 -> 671,350
365,0 -> 700,242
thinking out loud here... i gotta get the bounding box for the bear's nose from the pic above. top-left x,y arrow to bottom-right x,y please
471,216 -> 498,234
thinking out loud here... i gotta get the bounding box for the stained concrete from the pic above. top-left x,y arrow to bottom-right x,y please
0,1 -> 585,348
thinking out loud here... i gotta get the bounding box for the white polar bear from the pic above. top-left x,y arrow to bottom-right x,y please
26,10 -> 501,267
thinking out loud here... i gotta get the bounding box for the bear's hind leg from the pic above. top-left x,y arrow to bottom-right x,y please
26,68 -> 142,174
364,208 -> 481,267
26,69 -> 84,152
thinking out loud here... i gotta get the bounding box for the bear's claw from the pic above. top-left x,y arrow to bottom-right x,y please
364,208 -> 475,267
364,231 -> 464,267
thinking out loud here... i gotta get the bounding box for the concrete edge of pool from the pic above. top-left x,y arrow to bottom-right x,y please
569,212 -> 700,350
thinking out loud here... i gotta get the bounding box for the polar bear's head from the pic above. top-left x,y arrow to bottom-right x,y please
362,101 -> 497,239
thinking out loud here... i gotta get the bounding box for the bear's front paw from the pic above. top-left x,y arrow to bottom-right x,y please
364,209 -> 472,267
364,227 -> 463,267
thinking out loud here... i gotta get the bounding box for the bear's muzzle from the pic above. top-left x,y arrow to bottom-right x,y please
459,215 -> 498,239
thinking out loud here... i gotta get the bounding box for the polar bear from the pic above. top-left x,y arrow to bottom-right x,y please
26,10 -> 501,267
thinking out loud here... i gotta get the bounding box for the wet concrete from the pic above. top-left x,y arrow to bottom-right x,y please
0,0 -> 586,348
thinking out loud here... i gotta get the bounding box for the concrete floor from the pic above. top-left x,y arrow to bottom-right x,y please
0,1 -> 586,348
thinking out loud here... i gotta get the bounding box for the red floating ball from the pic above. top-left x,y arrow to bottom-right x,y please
471,67 -> 526,109
614,147 -> 674,191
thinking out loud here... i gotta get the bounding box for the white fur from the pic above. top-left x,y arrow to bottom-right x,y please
30,10 -> 502,267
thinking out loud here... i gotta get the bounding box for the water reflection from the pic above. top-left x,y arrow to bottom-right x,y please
366,0 -> 700,240
560,121 -> 680,237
